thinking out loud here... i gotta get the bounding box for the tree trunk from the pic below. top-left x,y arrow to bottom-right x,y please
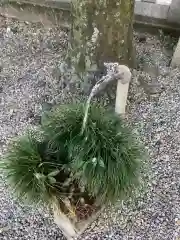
71,0 -> 135,73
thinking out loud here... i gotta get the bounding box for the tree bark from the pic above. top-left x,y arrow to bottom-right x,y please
71,0 -> 135,73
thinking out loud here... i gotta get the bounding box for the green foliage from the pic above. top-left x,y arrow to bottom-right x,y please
43,103 -> 144,203
2,103 -> 145,206
2,130 -> 70,204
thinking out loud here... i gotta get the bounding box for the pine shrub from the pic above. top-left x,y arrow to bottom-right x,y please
2,103 -> 144,207
2,130 -> 70,204
43,103 -> 144,203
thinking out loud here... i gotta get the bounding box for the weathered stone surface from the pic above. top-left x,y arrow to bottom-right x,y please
0,2 -> 70,27
171,38 -> 180,68
167,0 -> 180,24
143,0 -> 156,3
10,0 -> 71,10
156,0 -> 172,5
135,2 -> 169,19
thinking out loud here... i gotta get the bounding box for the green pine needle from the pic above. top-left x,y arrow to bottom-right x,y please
43,103 -> 145,204
2,130 -> 69,204
2,103 -> 146,206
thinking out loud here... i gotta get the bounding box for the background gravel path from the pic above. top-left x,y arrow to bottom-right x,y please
0,16 -> 179,240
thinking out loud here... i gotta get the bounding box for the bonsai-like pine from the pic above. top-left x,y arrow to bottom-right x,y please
2,103 -> 144,219
43,103 -> 143,204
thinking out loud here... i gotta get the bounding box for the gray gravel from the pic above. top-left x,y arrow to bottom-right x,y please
0,16 -> 180,240
0,16 -> 67,240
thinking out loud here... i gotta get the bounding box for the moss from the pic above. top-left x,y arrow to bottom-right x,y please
71,0 -> 135,73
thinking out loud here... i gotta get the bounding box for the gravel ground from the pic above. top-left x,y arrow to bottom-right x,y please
0,16 -> 179,240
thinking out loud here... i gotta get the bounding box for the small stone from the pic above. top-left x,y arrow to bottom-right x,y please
37,80 -> 46,88
27,109 -> 34,119
155,139 -> 162,147
80,198 -> 85,204
11,27 -> 18,34
138,34 -> 147,43
6,27 -> 11,34
9,109 -> 14,117
0,226 -> 9,233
